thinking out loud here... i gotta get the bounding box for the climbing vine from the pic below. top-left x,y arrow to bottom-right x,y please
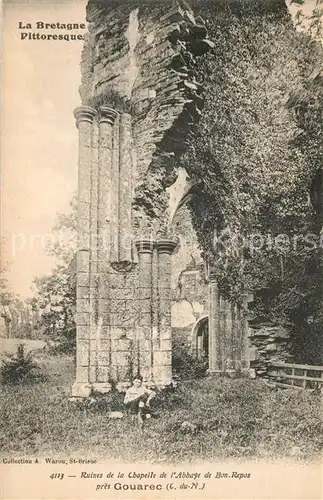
181,0 -> 323,361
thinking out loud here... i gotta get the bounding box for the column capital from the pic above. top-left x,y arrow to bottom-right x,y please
135,239 -> 156,254
74,106 -> 97,128
156,238 -> 177,255
99,106 -> 119,125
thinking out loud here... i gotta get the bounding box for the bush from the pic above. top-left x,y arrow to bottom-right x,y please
44,329 -> 76,356
1,344 -> 44,385
172,340 -> 208,380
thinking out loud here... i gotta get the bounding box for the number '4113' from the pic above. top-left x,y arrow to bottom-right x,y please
49,473 -> 64,480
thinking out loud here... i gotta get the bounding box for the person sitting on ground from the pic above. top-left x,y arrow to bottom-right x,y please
124,377 -> 156,424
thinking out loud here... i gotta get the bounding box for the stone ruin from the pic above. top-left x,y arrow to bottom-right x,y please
72,0 -> 258,397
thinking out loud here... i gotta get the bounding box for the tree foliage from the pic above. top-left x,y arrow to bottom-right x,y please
33,197 -> 77,353
1,344 -> 44,385
181,0 -> 323,362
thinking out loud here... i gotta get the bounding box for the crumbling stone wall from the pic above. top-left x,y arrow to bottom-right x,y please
73,0 -> 216,396
80,0 -> 213,234
73,0 -> 295,395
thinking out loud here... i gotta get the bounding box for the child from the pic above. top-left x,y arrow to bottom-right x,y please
124,377 -> 156,425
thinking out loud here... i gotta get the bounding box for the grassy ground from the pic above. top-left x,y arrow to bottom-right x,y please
0,354 -> 322,463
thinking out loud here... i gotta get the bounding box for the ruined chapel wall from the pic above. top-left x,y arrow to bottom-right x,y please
80,0 -> 212,232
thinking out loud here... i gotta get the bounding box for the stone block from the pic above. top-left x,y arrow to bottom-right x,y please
109,299 -> 127,313
97,298 -> 110,313
97,366 -> 111,382
77,287 -> 90,299
113,351 -> 129,367
77,325 -> 89,340
78,231 -> 90,249
97,350 -> 110,364
113,338 -> 130,352
98,339 -> 110,351
111,327 -> 129,340
76,366 -> 89,384
109,273 -> 132,289
158,288 -> 171,301
265,343 -> 277,352
78,200 -> 90,217
111,288 -> 134,300
78,274 -> 90,287
78,298 -> 91,313
111,365 -> 131,382
76,312 -> 90,326
77,250 -> 90,272
138,298 -> 152,313
72,382 -> 91,398
88,365 -> 97,383
160,338 -> 172,351
116,381 -> 131,392
248,347 -> 259,362
139,312 -> 152,327
110,311 -> 135,327
160,310 -> 171,324
77,340 -> 89,366
95,322 -> 110,339
137,288 -> 151,300
141,326 -> 153,341
159,326 -> 172,340
158,364 -> 173,385
139,336 -> 152,351
153,350 -> 171,366
78,215 -> 91,233
92,382 -> 112,394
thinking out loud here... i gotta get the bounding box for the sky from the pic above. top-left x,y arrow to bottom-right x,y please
2,0 -> 87,297
1,0 -> 321,298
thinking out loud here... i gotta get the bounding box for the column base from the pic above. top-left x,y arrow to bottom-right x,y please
206,369 -> 224,377
92,382 -> 113,394
116,381 -> 132,392
72,382 -> 92,398
153,376 -> 173,388
225,369 -> 237,379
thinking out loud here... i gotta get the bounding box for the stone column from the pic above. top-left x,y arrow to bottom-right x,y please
89,118 -> 99,385
241,297 -> 251,375
72,105 -> 97,398
93,106 -> 118,390
119,113 -> 133,263
232,304 -> 240,373
154,239 -> 177,385
135,239 -> 155,382
208,273 -> 222,374
110,113 -> 120,262
225,301 -> 236,376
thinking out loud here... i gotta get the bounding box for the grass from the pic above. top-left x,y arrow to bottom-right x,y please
1,354 -> 322,463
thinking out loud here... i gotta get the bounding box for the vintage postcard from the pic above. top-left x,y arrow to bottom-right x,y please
1,0 -> 322,499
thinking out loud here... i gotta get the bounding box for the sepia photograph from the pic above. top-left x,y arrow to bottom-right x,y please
1,0 -> 323,498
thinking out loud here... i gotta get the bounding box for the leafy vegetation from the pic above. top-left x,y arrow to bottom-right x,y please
1,344 -> 44,385
32,197 -> 77,354
181,0 -> 323,362
172,339 -> 208,379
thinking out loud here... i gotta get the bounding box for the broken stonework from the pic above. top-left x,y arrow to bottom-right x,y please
73,0 -> 278,395
249,323 -> 292,376
72,0 -> 218,396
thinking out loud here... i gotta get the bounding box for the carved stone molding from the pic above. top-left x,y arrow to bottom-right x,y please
155,238 -> 177,255
110,261 -> 137,273
135,239 -> 156,254
74,105 -> 97,127
99,106 -> 119,125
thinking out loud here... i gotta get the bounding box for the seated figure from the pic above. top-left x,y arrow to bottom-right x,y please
124,377 -> 156,424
